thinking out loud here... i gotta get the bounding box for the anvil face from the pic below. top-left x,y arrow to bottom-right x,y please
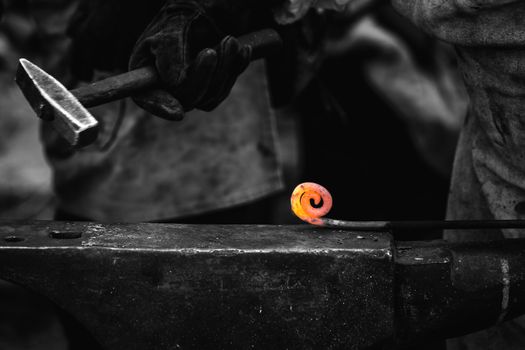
15,59 -> 98,147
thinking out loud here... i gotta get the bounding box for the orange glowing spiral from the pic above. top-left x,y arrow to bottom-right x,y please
290,182 -> 333,226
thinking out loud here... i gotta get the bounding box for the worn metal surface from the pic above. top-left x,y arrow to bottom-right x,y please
0,221 -> 394,349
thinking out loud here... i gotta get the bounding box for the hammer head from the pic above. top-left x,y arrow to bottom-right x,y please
15,58 -> 98,148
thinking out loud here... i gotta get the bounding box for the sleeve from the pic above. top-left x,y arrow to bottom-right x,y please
391,0 -> 525,46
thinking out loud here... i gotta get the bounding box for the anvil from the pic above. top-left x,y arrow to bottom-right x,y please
0,221 -> 524,349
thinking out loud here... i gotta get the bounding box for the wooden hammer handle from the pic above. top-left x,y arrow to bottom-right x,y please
72,29 -> 282,108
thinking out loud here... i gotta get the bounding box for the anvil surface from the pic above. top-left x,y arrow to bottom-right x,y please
0,221 -> 394,349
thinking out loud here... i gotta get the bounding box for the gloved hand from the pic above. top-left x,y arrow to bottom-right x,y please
129,0 -> 252,121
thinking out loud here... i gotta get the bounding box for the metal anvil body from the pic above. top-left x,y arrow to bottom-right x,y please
0,221 -> 524,349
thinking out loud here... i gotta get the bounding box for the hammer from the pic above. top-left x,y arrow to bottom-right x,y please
15,29 -> 282,148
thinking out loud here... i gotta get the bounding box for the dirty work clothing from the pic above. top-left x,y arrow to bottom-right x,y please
391,0 -> 525,237
390,0 -> 525,349
43,61 -> 284,222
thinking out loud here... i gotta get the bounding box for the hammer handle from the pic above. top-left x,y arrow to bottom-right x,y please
72,29 -> 282,108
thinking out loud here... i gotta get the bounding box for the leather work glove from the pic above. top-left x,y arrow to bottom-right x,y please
128,0 -> 252,121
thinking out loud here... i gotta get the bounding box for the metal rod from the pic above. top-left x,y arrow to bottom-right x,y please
322,218 -> 525,231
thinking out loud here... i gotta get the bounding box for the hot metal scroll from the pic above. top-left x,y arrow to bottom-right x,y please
291,182 -> 525,232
